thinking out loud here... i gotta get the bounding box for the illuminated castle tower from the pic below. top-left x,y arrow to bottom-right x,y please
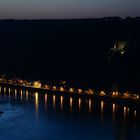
108,40 -> 127,60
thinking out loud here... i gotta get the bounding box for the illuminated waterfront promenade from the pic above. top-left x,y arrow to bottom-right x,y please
0,80 -> 140,103
0,81 -> 139,140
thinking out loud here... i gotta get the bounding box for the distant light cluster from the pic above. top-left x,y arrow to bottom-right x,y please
108,41 -> 127,60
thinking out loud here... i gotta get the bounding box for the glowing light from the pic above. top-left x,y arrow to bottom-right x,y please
127,107 -> 130,114
134,110 -> 137,118
60,87 -> 65,92
78,98 -> 81,112
53,95 -> 56,109
20,90 -> 23,101
89,99 -> 92,112
0,86 -> 1,93
112,103 -> 116,120
4,87 -> 6,93
136,94 -> 139,99
35,92 -> 39,113
15,89 -> 17,99
120,51 -> 125,55
101,101 -> 104,119
61,80 -> 66,85
112,92 -> 116,96
116,91 -> 119,96
70,97 -> 73,112
112,103 -> 116,118
45,94 -> 47,107
60,96 -> 63,111
26,90 -> 28,101
100,91 -> 106,96
33,81 -> 41,88
124,106 -> 126,119
101,101 -> 104,113
112,91 -> 119,96
88,89 -> 94,94
45,85 -> 50,89
124,92 -> 130,98
52,86 -> 57,91
69,88 -> 74,93
78,89 -> 82,94
8,88 -> 11,93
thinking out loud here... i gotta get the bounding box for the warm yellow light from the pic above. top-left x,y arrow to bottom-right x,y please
60,87 -> 65,92
35,92 -> 38,100
26,90 -> 28,101
52,86 -> 57,90
124,106 -> 126,119
70,97 -> 73,111
14,89 -> 17,99
101,100 -> 104,120
8,88 -> 11,93
33,81 -> 41,88
112,92 -> 116,96
18,80 -> 23,84
60,96 -> 63,111
45,94 -> 47,107
100,91 -> 106,96
35,92 -> 39,113
124,92 -> 130,98
53,95 -> 56,108
116,91 -> 119,96
101,101 -> 104,113
127,107 -> 130,114
78,98 -> 81,112
112,91 -> 119,96
88,89 -> 94,94
20,90 -> 23,101
45,85 -> 50,89
112,103 -> 116,119
15,89 -> 17,94
4,87 -> 6,93
89,99 -> 92,112
61,81 -> 66,84
136,94 -> 139,99
78,89 -> 82,94
69,88 -> 74,93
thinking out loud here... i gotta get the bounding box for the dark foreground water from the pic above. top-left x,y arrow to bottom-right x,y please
0,87 -> 140,140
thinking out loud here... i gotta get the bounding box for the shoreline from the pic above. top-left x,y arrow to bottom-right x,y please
0,82 -> 139,107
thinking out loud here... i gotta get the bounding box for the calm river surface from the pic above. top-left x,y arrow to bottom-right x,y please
0,87 -> 140,140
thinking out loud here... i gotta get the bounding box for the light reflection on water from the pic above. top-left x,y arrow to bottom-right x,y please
60,95 -> 63,112
112,103 -> 116,120
53,95 -> 56,110
26,90 -> 28,101
78,98 -> 81,112
134,110 -> 137,118
45,94 -> 47,108
20,90 -> 23,101
89,99 -> 92,112
101,100 -> 104,120
70,97 -> 73,112
35,92 -> 39,113
0,86 -> 140,140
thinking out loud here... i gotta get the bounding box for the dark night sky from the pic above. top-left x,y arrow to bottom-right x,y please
0,0 -> 140,19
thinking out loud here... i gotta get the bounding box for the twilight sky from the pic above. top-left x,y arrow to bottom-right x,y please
0,0 -> 140,19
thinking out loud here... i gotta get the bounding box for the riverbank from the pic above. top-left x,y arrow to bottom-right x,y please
0,82 -> 140,108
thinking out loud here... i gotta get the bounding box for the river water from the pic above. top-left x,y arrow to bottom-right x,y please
0,87 -> 140,140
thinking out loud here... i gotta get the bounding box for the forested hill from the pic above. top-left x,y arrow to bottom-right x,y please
0,17 -> 140,89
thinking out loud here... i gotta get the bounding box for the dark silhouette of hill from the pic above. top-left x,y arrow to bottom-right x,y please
0,17 -> 140,90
